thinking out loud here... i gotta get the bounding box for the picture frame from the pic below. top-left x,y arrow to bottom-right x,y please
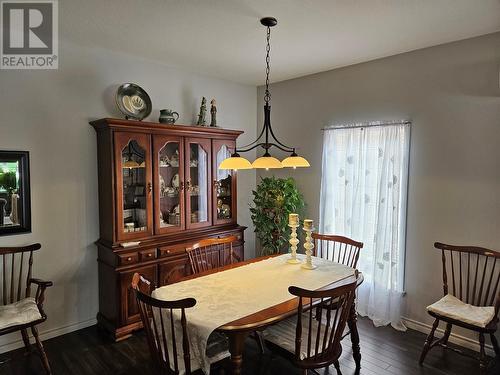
0,151 -> 31,236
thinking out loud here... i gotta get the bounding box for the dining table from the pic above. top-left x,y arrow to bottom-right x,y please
152,253 -> 363,375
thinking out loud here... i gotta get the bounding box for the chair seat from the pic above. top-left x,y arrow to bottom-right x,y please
427,294 -> 495,328
0,297 -> 42,330
264,313 -> 335,360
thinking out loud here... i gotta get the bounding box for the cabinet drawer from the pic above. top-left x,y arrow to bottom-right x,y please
118,252 -> 139,266
159,245 -> 187,257
139,249 -> 157,262
215,233 -> 242,241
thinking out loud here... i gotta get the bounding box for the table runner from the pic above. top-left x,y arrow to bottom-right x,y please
152,254 -> 355,374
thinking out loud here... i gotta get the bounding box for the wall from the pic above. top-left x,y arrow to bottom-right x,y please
0,39 -> 256,351
257,32 -> 500,346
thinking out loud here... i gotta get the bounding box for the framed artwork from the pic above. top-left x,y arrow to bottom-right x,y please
0,151 -> 31,236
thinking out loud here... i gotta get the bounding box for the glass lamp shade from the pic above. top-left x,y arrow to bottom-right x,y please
123,159 -> 140,169
282,154 -> 310,168
219,154 -> 252,170
252,154 -> 283,169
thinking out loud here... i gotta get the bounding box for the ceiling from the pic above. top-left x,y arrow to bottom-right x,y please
62,0 -> 500,85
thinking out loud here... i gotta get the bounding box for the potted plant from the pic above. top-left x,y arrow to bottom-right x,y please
250,176 -> 305,255
0,171 -> 17,215
0,171 -> 17,195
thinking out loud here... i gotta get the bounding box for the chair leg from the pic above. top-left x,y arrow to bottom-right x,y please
347,301 -> 361,369
334,360 -> 342,375
31,326 -> 51,374
435,323 -> 452,347
253,331 -> 265,354
21,329 -> 32,353
479,333 -> 487,375
490,333 -> 500,356
419,318 -> 439,365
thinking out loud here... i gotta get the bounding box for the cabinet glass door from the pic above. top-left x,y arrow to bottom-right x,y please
114,132 -> 152,241
213,140 -> 236,225
153,136 -> 184,234
185,138 -> 211,229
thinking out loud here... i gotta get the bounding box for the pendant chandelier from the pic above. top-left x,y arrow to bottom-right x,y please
219,17 -> 310,171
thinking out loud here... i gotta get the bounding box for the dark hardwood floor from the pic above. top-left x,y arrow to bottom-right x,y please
1,318 -> 498,374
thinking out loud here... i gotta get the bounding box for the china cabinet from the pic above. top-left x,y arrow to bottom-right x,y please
90,118 -> 245,341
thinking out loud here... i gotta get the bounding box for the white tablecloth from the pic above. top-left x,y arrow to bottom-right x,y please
152,254 -> 355,374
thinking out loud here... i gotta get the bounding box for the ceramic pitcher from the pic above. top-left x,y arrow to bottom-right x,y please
159,109 -> 179,124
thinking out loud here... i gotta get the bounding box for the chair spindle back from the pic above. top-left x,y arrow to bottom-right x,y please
0,243 -> 41,305
186,235 -> 239,274
132,273 -> 197,375
289,271 -> 359,367
435,242 -> 500,315
312,233 -> 363,268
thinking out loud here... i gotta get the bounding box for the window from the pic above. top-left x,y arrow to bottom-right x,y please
319,121 -> 410,330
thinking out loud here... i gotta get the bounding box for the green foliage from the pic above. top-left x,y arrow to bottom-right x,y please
250,176 -> 305,255
0,171 -> 17,194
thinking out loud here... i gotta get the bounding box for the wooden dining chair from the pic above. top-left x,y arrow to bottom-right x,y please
131,273 -> 229,374
312,233 -> 363,268
185,235 -> 240,274
312,232 -> 363,362
0,244 -> 53,374
419,242 -> 500,374
264,271 -> 359,375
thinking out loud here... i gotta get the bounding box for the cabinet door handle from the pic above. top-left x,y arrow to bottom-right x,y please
147,253 -> 152,257
147,182 -> 152,193
127,257 -> 132,261
186,180 -> 193,192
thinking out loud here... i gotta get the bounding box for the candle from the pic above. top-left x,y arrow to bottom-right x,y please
303,219 -> 313,230
289,213 -> 299,226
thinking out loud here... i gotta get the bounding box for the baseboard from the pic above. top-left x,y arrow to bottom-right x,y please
0,317 -> 97,354
402,316 -> 495,357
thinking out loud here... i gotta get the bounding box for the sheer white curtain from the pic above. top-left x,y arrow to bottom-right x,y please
319,121 -> 410,330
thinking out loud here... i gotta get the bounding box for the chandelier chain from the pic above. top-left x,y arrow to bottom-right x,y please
264,26 -> 271,104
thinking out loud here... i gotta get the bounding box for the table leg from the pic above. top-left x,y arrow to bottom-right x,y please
348,300 -> 361,369
228,331 -> 249,375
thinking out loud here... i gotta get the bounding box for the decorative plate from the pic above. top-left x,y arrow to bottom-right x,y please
171,173 -> 180,188
115,83 -> 152,120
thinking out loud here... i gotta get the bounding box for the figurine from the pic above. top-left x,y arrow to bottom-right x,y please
210,99 -> 217,127
196,97 -> 207,126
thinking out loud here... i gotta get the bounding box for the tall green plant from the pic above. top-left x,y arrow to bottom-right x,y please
0,171 -> 17,194
250,177 -> 305,255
